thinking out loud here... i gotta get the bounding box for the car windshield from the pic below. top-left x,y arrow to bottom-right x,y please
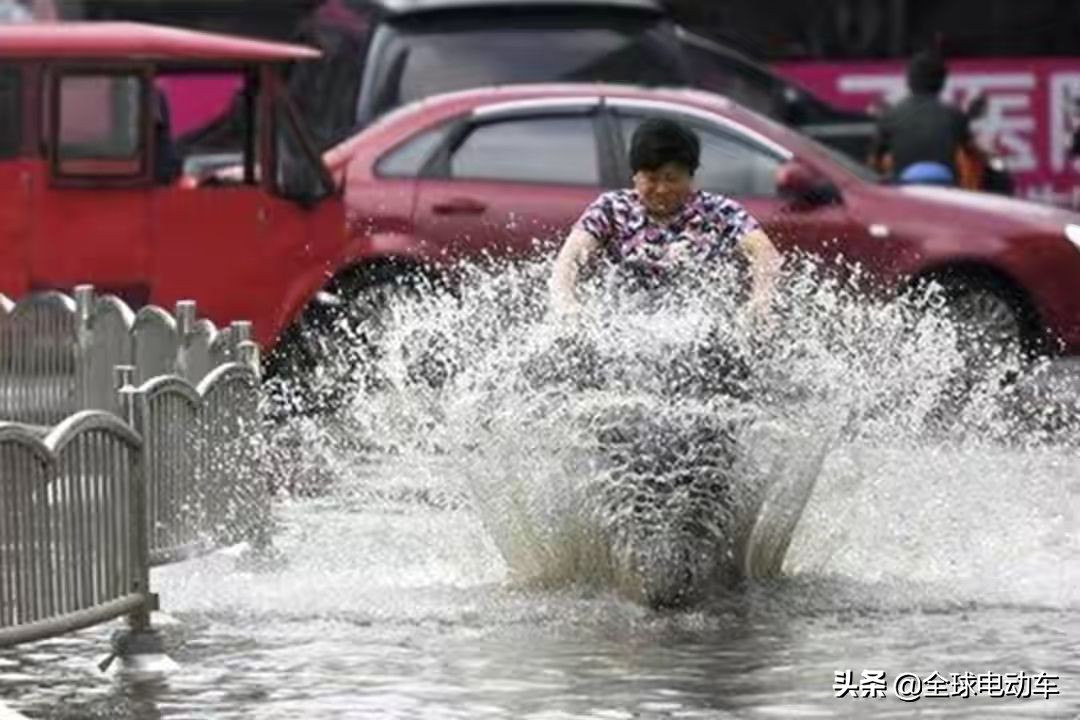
360,15 -> 688,123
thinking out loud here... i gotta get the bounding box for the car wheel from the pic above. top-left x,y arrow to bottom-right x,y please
939,278 -> 1027,369
264,273 -> 421,418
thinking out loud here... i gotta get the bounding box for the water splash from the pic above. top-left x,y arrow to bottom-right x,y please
260,254 -> 1080,609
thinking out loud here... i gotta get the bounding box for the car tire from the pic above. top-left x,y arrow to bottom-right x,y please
936,276 -> 1030,370
264,272 -> 422,419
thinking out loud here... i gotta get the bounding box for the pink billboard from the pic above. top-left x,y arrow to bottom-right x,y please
778,58 -> 1080,210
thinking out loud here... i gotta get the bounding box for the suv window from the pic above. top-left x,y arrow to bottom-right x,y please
358,15 -> 688,125
450,115 -> 600,186
681,42 -> 779,118
619,113 -> 782,196
0,65 -> 19,159
54,72 -> 144,178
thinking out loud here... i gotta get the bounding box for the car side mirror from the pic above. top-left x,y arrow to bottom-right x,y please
776,160 -> 840,207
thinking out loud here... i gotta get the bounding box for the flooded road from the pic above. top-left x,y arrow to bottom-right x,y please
2,263 -> 1079,719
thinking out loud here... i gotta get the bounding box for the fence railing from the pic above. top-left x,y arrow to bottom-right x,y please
0,286 -> 254,426
0,412 -> 148,647
119,360 -> 269,566
0,288 -> 269,660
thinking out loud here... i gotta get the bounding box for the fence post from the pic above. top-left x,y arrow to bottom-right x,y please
230,321 -> 252,361
174,300 -> 196,381
101,382 -> 177,676
73,285 -> 94,410
237,340 -> 261,381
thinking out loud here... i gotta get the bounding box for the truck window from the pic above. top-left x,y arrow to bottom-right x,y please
273,97 -> 332,204
0,65 -> 19,159
161,70 -> 258,186
53,72 -> 145,178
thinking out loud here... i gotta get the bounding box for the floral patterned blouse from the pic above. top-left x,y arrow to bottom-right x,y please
575,189 -> 761,278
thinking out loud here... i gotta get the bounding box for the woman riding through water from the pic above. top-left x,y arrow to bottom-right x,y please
549,117 -> 782,321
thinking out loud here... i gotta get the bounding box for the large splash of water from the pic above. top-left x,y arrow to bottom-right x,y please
259,255 -> 1080,609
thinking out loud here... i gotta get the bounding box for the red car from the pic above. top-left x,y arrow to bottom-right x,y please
317,83 -> 1080,362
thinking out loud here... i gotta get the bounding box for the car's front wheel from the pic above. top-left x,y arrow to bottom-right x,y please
264,271 -> 425,418
940,278 -> 1029,368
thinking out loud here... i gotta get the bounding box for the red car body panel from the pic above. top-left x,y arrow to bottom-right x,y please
330,84 -> 1080,354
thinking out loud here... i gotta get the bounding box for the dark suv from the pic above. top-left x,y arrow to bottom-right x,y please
65,0 -> 875,159
282,0 -> 874,157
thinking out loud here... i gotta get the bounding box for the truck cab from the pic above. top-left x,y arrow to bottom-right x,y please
0,22 -> 346,349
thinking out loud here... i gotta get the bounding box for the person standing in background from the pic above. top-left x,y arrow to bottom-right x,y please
870,50 -> 979,187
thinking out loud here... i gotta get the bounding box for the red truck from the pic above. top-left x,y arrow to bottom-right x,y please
0,22 -> 348,354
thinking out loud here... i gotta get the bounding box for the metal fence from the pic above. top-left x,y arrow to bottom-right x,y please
0,412 -> 148,647
0,289 -> 269,655
117,356 -> 269,566
0,286 -> 253,425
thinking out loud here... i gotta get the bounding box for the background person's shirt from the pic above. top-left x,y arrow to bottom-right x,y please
874,94 -> 972,177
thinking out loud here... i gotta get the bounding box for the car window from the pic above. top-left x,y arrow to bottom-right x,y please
450,115 -> 600,186
619,113 -> 781,197
377,124 -> 452,178
54,72 -> 144,178
360,17 -> 688,123
0,65 -> 19,159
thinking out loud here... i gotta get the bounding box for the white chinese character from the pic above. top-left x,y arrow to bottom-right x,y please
1049,73 -> 1080,175
1032,672 -> 1061,699
837,74 -> 909,106
859,670 -> 887,699
977,672 -> 1004,698
922,671 -> 951,698
950,672 -> 975,698
947,73 -> 1037,172
834,669 -> 860,698
1003,672 -> 1034,698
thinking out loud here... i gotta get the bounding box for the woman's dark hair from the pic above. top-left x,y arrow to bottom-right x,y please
629,118 -> 701,175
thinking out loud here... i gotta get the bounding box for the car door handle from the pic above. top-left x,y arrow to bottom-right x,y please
432,198 -> 487,215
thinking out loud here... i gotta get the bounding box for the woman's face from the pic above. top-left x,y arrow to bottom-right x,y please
633,162 -> 694,218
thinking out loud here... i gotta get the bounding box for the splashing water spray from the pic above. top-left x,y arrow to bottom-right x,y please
259,253 -> 1080,610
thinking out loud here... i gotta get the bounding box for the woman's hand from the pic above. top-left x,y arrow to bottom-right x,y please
549,227 -> 600,323
738,228 -> 782,327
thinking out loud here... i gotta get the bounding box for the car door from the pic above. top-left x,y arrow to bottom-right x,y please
608,101 -> 872,264
413,102 -> 611,265
32,66 -> 154,306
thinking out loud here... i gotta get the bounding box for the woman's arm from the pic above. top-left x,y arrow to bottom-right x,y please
549,227 -> 601,319
738,228 -> 782,317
